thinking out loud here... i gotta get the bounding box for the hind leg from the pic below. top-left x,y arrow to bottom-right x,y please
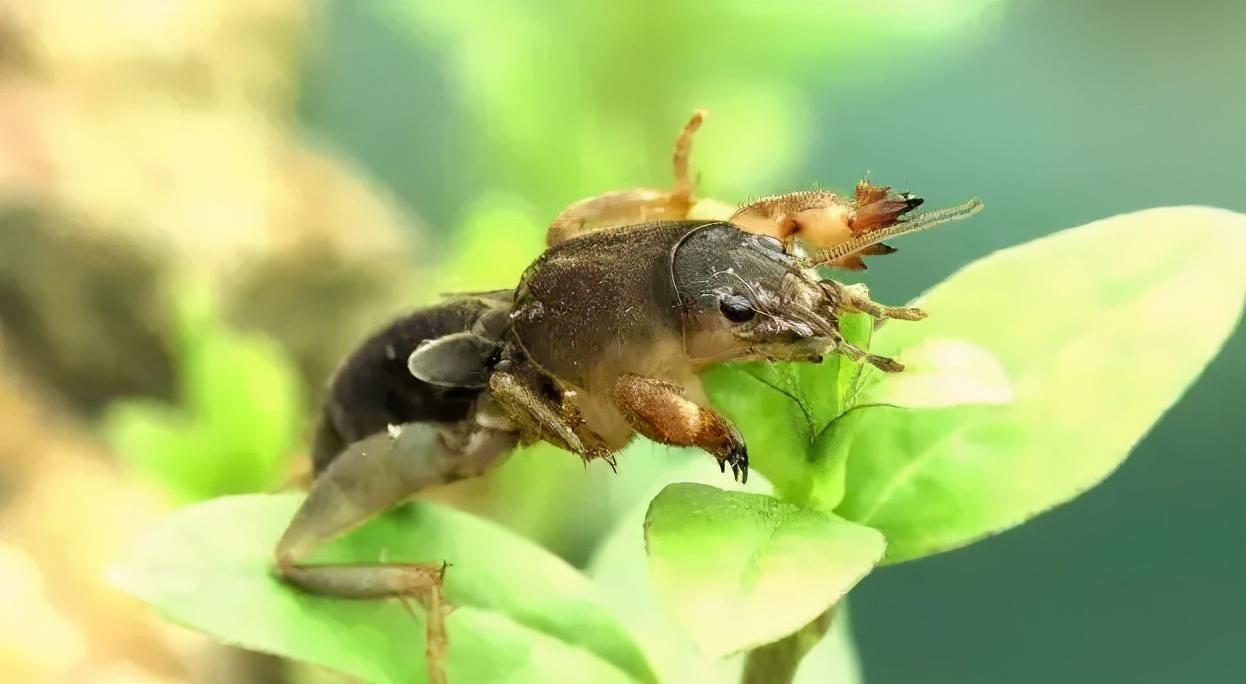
274,421 -> 514,684
546,111 -> 706,245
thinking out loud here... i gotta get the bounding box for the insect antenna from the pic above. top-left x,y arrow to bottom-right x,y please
803,197 -> 984,267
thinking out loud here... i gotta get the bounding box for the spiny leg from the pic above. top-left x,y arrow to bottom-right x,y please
546,189 -> 687,246
831,333 -> 904,373
611,373 -> 748,482
546,110 -> 706,246
824,280 -> 926,321
488,370 -> 614,466
275,422 -> 513,684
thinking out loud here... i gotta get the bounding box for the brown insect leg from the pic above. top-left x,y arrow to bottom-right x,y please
832,335 -> 905,373
488,371 -> 612,464
278,562 -> 450,684
611,373 -> 748,482
826,281 -> 926,321
671,109 -> 706,202
546,110 -> 707,246
274,423 -> 512,684
546,189 -> 681,246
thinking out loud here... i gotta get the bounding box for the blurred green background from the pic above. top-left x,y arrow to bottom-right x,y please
0,0 -> 1241,682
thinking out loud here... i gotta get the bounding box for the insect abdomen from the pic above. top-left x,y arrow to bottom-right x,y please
311,296 -> 506,473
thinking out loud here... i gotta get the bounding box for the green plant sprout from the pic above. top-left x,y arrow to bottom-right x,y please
110,206 -> 1246,683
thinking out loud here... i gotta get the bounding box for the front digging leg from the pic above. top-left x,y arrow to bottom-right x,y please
611,373 -> 748,482
274,421 -> 514,684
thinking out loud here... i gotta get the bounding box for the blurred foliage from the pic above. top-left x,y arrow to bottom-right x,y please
378,0 -> 1005,208
0,204 -> 174,410
103,284 -> 302,503
0,358 -> 186,683
0,0 -> 421,415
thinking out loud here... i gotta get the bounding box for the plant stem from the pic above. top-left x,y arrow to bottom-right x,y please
740,607 -> 836,684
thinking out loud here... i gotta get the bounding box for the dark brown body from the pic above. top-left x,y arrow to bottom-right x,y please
512,221 -> 689,388
311,294 -> 509,473
507,222 -> 702,449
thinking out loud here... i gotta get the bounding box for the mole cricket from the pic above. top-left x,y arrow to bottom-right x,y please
274,111 -> 983,683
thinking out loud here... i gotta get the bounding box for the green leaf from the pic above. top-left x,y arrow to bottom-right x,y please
587,453 -> 779,683
853,337 -> 1014,410
835,206 -> 1246,562
701,313 -> 873,507
644,483 -> 884,657
110,494 -> 658,684
587,460 -> 865,684
703,313 -> 1011,510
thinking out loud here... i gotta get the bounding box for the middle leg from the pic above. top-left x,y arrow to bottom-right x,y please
488,370 -> 615,466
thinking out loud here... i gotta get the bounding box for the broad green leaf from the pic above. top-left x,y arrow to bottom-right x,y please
703,315 -> 1010,509
852,338 -> 1014,410
110,494 -> 657,684
587,461 -> 864,684
835,206 -> 1246,562
701,313 -> 873,507
644,483 -> 884,657
588,453 -> 774,684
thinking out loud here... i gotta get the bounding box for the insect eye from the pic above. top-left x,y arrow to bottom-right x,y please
719,294 -> 756,323
757,235 -> 785,253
